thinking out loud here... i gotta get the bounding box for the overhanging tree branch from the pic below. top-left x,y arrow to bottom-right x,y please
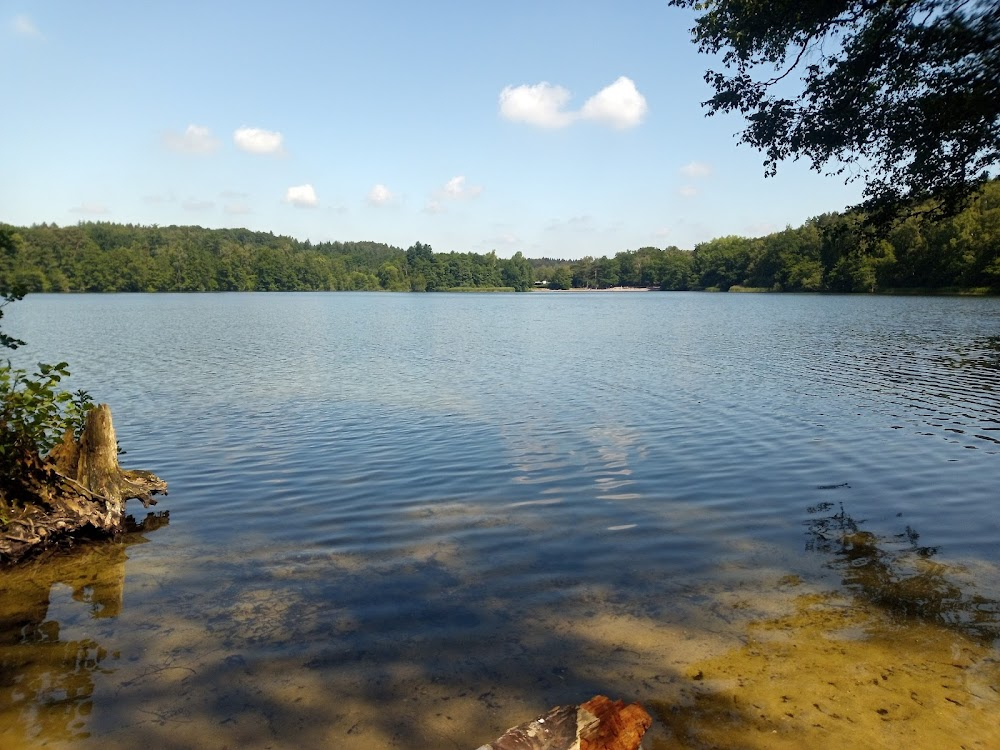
670,0 -> 1000,225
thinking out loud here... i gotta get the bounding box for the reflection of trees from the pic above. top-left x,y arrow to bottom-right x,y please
0,512 -> 168,744
805,503 -> 999,642
941,335 -> 1000,371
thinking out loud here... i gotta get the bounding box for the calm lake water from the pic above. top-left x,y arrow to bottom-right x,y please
2,292 -> 999,749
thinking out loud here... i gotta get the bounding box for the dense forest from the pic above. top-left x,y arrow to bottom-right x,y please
534,180 -> 1000,293
1,180 -> 998,294
0,226 -> 533,293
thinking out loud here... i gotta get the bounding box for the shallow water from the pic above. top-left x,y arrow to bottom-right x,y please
2,292 -> 999,748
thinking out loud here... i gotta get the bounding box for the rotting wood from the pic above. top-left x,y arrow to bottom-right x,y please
476,695 -> 652,750
0,404 -> 166,564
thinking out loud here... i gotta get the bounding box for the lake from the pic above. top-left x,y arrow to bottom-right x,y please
2,291 -> 999,749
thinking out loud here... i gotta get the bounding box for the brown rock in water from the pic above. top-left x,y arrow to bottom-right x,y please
0,404 -> 166,564
477,695 -> 652,750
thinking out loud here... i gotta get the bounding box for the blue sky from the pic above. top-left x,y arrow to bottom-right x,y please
1,1 -> 866,258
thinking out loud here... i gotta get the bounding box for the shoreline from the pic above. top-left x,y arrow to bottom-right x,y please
531,286 -> 655,292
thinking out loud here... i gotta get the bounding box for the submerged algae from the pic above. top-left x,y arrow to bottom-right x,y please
648,590 -> 1000,750
645,505 -> 1000,749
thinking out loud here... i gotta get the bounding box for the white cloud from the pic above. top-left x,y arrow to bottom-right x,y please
285,184 -> 318,207
234,126 -> 285,155
500,77 -> 648,130
678,186 -> 699,198
367,183 -> 394,206
12,14 -> 41,38
580,76 -> 647,129
442,175 -> 483,199
680,161 -> 713,178
427,175 -> 483,211
70,202 -> 110,215
164,124 -> 219,154
499,82 -> 575,129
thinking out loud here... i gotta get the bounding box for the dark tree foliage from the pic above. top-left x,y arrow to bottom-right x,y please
0,290 -> 24,351
0,226 -> 25,349
670,0 -> 1000,223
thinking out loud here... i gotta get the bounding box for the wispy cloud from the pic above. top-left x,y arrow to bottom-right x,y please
285,184 -> 318,207
234,126 -> 285,155
545,215 -> 595,232
494,232 -> 521,246
12,14 -> 42,38
367,183 -> 394,206
220,190 -> 252,215
500,76 -> 647,130
182,198 -> 215,211
426,175 -> 483,212
224,202 -> 253,215
680,161 -> 713,178
442,175 -> 482,199
163,124 -> 219,155
678,186 -> 699,198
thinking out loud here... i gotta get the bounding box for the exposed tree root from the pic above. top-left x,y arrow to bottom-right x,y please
1,404 -> 166,564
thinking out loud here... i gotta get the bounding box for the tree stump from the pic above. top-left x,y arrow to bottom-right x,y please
477,695 -> 652,750
0,404 -> 167,564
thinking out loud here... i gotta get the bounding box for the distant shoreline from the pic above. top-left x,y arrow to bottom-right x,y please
531,286 -> 654,293
8,286 -> 997,296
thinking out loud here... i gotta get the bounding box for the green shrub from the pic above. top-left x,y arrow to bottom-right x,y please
0,361 -> 93,483
0,285 -> 94,498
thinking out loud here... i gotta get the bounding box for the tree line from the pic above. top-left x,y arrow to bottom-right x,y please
0,224 -> 534,293
1,180 -> 998,294
535,180 -> 1000,293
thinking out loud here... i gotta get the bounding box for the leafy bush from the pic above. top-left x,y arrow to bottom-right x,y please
0,361 -> 93,483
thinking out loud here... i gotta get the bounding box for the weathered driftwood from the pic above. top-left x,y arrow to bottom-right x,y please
477,695 -> 652,750
0,404 -> 166,564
